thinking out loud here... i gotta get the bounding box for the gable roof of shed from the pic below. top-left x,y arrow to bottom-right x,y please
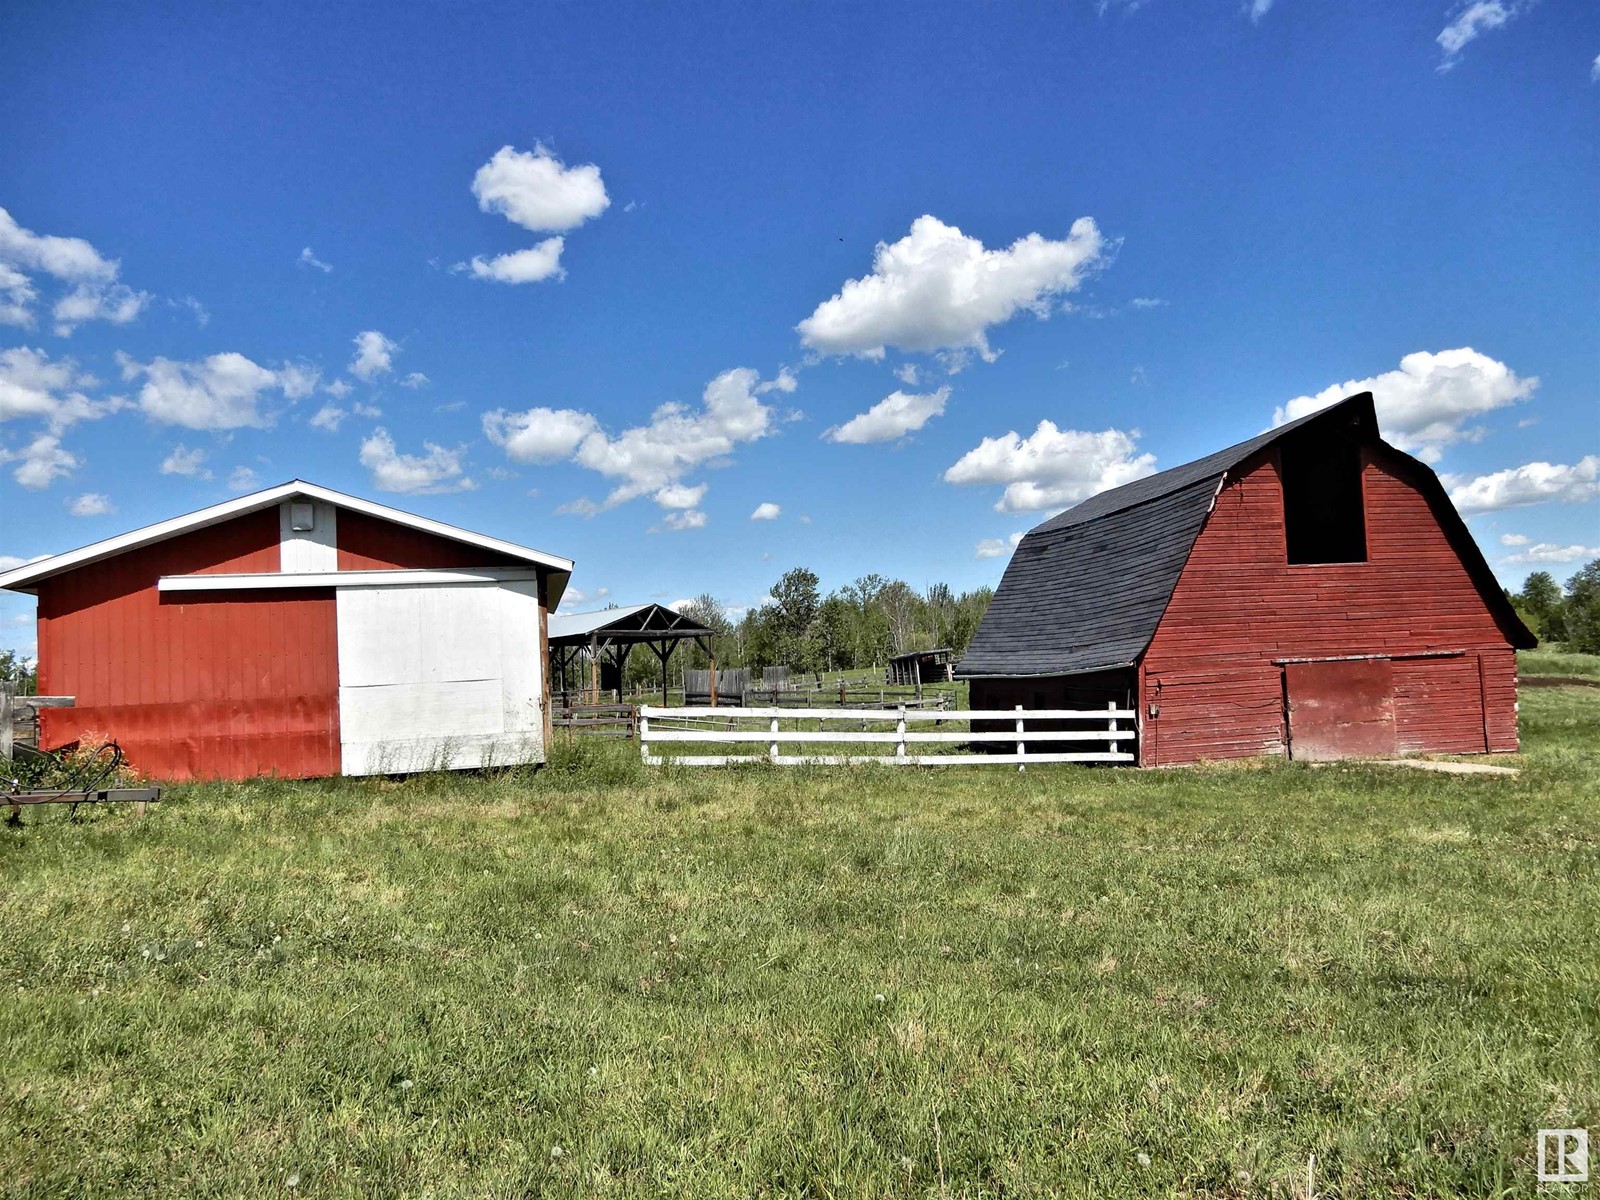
956,392 -> 1532,679
0,479 -> 574,596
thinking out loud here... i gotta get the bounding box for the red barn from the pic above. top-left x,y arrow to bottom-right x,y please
0,481 -> 573,781
957,393 -> 1535,765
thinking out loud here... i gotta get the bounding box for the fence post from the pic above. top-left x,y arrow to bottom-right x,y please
1016,704 -> 1026,772
1107,699 -> 1117,759
896,704 -> 907,762
639,708 -> 650,763
769,713 -> 779,763
0,685 -> 12,763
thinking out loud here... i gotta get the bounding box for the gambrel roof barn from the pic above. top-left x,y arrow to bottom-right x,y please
958,393 -> 1535,765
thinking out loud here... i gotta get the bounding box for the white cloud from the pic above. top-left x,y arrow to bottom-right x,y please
67,492 -> 113,517
298,247 -> 332,273
350,330 -> 396,382
0,207 -> 151,334
1247,0 -> 1274,22
324,378 -> 353,399
535,367 -> 784,517
824,386 -> 950,444
975,531 -> 1025,559
228,466 -> 259,492
1129,296 -> 1167,310
309,404 -> 345,432
482,406 -> 599,464
123,351 -> 304,430
1500,532 -> 1530,546
160,444 -> 211,479
0,347 -> 122,432
796,214 -> 1108,361
557,585 -> 612,612
894,363 -> 920,386
1272,348 -> 1536,462
657,509 -> 707,532
471,144 -> 610,233
654,482 -> 707,509
7,434 -> 81,489
399,372 -> 429,389
174,295 -> 209,327
464,239 -> 566,285
944,422 -> 1157,514
359,427 -> 475,494
1504,542 -> 1600,566
351,400 -> 382,418
757,367 -> 799,395
1446,456 -> 1600,515
1592,53 -> 1600,82
750,502 -> 781,521
1437,2 -> 1526,71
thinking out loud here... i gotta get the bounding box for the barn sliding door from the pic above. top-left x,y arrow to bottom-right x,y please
1284,659 -> 1396,762
336,581 -> 543,775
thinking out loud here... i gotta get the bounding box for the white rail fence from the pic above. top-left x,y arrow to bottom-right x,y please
638,704 -> 1136,768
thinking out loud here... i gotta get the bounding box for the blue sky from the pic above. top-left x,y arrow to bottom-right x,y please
2,0 -> 1596,658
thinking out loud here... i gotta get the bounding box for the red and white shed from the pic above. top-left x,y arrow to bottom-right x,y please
0,481 -> 573,781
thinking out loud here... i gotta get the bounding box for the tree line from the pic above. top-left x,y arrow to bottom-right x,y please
624,568 -> 994,689
1507,559 -> 1600,654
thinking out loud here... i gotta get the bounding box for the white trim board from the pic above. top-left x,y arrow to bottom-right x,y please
0,479 -> 573,594
158,568 -> 544,592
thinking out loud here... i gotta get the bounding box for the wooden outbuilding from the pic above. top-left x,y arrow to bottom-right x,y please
0,481 -> 573,781
957,393 -> 1535,765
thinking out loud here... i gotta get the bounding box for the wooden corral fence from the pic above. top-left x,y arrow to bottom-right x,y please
551,702 -> 637,739
1,692 -> 74,761
638,703 -> 1136,767
681,670 -> 952,710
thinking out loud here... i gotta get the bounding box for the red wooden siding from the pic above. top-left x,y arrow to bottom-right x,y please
35,510 -> 340,781
1140,448 -> 1519,765
337,509 -> 522,570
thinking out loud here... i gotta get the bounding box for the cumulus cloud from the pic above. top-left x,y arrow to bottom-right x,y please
6,434 -> 81,489
122,351 -> 308,430
309,405 -> 345,432
1500,532 -> 1531,546
464,239 -> 566,285
160,444 -> 211,479
482,406 -> 599,464
1592,53 -> 1600,82
496,367 -> 787,520
1504,542 -> 1600,566
471,144 -> 610,233
349,330 -> 396,382
0,207 -> 150,334
0,347 -> 122,432
656,509 -> 707,532
824,386 -> 950,444
1247,0 -> 1274,22
750,502 -> 781,521
1437,2 -> 1527,70
944,423 -> 1157,514
797,214 -> 1108,361
227,466 -> 259,492
1446,456 -> 1600,515
1272,348 -> 1536,462
975,531 -> 1025,559
298,247 -> 332,273
324,378 -> 353,399
399,372 -> 429,389
66,492 -> 113,517
359,427 -> 475,494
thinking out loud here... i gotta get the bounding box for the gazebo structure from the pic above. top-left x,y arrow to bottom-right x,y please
547,603 -> 720,705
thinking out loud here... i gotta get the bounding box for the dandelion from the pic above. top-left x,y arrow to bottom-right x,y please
399,1079 -> 414,1090
550,1145 -> 564,1160
588,1066 -> 598,1078
141,949 -> 151,959
874,993 -> 886,1003
121,922 -> 131,933
285,1173 -> 300,1189
1137,1152 -> 1151,1168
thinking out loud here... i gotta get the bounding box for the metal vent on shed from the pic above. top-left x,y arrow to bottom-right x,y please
290,502 -> 315,532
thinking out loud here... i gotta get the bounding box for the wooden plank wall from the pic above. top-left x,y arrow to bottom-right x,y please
1141,448 -> 1520,766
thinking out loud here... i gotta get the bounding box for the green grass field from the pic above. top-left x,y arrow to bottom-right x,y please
3,686 -> 1598,1198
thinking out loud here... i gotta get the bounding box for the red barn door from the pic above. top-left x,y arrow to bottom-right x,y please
1284,660 -> 1397,761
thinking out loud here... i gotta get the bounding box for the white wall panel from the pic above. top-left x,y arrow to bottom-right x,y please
279,499 -> 338,573
336,581 -> 544,775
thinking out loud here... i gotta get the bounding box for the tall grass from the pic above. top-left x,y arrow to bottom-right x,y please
2,688 -> 1597,1197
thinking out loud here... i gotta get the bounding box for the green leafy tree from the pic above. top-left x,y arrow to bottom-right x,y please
1564,560 -> 1600,654
770,567 -> 821,672
1516,571 -> 1567,642
0,649 -> 36,695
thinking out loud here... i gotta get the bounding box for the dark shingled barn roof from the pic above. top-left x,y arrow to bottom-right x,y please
956,393 -> 1532,680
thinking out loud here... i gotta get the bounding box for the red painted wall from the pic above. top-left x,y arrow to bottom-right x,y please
1140,448 -> 1519,766
337,510 -> 521,571
36,509 -> 340,782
